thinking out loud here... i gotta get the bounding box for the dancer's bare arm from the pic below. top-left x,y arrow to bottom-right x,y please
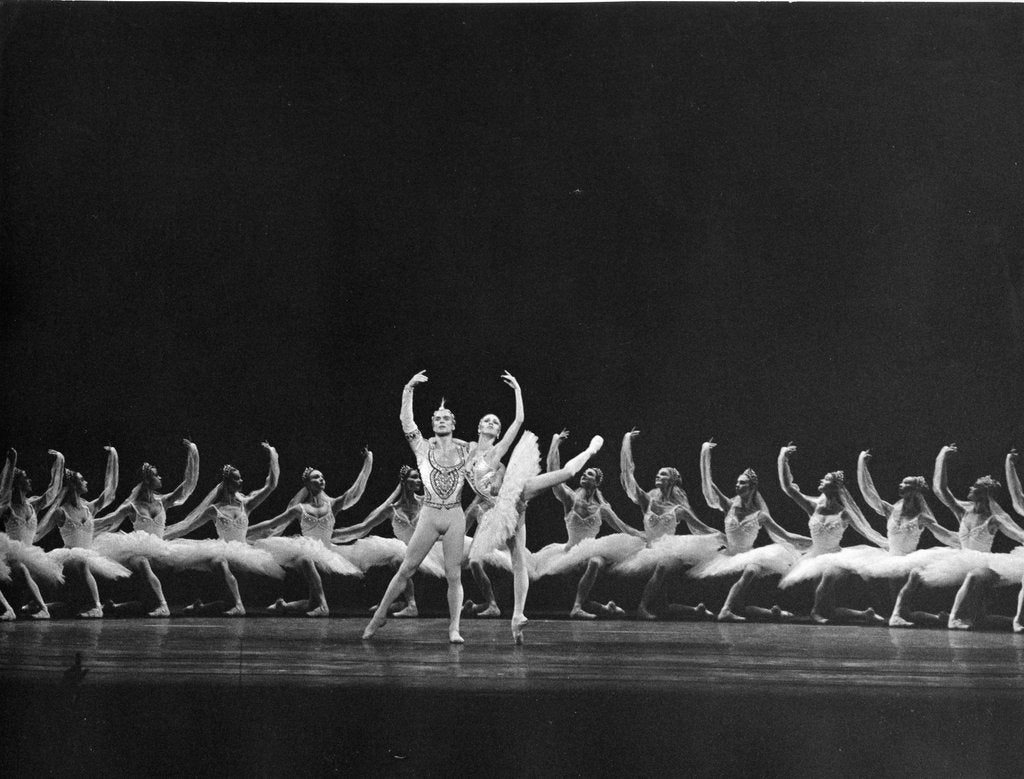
244,442 -> 279,512
333,484 -> 403,542
86,446 -> 119,513
547,430 -> 574,510
162,439 -> 200,508
777,445 -> 816,516
620,429 -> 651,511
332,448 -> 374,515
700,441 -> 730,513
489,372 -> 525,462
247,505 -> 302,540
401,371 -> 429,456
932,445 -> 967,521
857,450 -> 894,518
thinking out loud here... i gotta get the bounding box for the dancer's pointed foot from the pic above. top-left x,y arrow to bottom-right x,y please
511,615 -> 528,644
30,606 -> 51,620
305,604 -> 329,618
80,606 -> 104,619
863,608 -> 886,626
587,435 -> 604,455
0,609 -> 15,621
224,605 -> 246,617
637,606 -> 658,621
570,606 -> 597,620
393,604 -> 419,618
449,629 -> 465,644
476,603 -> 501,618
362,613 -> 386,640
810,611 -> 831,625
267,598 -> 286,613
889,614 -> 914,628
148,603 -> 171,618
948,617 -> 972,630
717,609 -> 746,623
1013,619 -> 1023,634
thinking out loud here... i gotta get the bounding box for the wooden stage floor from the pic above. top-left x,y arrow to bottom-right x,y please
3,617 -> 1024,777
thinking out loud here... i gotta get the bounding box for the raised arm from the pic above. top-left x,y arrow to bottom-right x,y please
917,499 -> 961,548
29,450 -> 65,509
401,371 -> 429,455
932,444 -> 966,521
546,430 -> 574,509
777,445 -> 816,516
842,493 -> 889,549
597,503 -> 645,538
163,481 -> 219,541
332,448 -> 374,515
34,502 -> 64,543
93,500 -> 136,534
857,450 -> 894,518
162,439 -> 200,508
86,446 -> 119,513
1005,450 -> 1024,516
673,493 -> 725,539
762,514 -> 813,551
700,441 -> 730,513
489,371 -> 525,461
244,442 -> 279,512
620,429 -> 650,511
247,504 -> 303,541
332,484 -> 403,542
0,448 -> 15,505
993,511 -> 1024,545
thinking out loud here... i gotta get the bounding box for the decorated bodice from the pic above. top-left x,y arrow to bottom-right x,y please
887,509 -> 924,556
808,511 -> 845,554
959,515 -> 996,553
129,500 -> 167,538
212,503 -> 249,543
299,503 -> 335,545
565,491 -> 603,545
3,502 -> 38,544
417,441 -> 469,508
59,506 -> 95,549
390,500 -> 421,545
724,506 -> 763,555
465,450 -> 501,503
644,497 -> 680,541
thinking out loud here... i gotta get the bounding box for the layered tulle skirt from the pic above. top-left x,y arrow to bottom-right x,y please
167,539 -> 285,578
0,533 -> 64,585
613,534 -> 725,576
469,432 -> 540,562
93,530 -> 183,568
914,547 -> 1024,588
334,536 -> 446,577
428,535 -> 512,573
530,533 -> 644,579
690,543 -> 799,579
779,545 -> 881,587
47,546 -> 132,580
256,536 -> 362,577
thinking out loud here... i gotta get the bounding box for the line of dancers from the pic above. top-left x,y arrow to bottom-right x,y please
3,371 -> 1024,644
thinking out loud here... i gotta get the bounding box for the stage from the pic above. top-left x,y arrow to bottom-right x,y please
3,617 -> 1023,777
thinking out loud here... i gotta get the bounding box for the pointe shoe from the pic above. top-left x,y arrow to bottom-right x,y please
461,600 -> 478,617
449,630 -> 465,644
587,436 -> 604,455
717,609 -> 746,623
0,610 -> 15,621
948,617 -> 972,630
305,605 -> 329,618
183,599 -> 204,614
810,611 -> 831,625
224,605 -> 246,617
888,614 -> 914,628
393,604 -> 419,618
1013,620 -> 1023,634
696,603 -> 716,621
80,606 -> 104,619
362,614 -> 386,640
148,603 -> 171,618
636,607 -> 658,621
570,607 -> 597,620
511,615 -> 528,645
769,605 -> 795,622
30,607 -> 51,620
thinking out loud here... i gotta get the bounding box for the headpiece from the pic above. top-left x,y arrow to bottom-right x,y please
399,465 -> 416,481
972,475 -> 1002,495
902,476 -> 928,492
302,466 -> 316,482
432,398 -> 455,424
824,470 -> 845,487
221,464 -> 239,480
663,467 -> 681,485
140,462 -> 158,481
591,467 -> 604,486
741,468 -> 759,487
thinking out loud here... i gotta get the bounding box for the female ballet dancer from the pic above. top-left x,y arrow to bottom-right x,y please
0,546 -> 13,620
362,371 -> 476,643
0,449 -> 66,619
923,444 -> 1024,629
616,429 -> 725,621
37,447 -> 131,618
333,466 -> 444,617
531,429 -> 645,620
776,444 -> 889,624
469,430 -> 606,643
856,449 -> 960,627
89,439 -> 200,617
460,371 -> 524,618
246,451 -> 372,617
1002,450 -> 1024,632
684,440 -> 811,622
163,442 -> 283,616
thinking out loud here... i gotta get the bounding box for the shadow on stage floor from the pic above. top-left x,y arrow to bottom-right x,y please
3,617 -> 1024,777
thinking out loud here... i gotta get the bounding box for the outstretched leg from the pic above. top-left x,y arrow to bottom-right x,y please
509,519 -> 529,644
218,560 -> 245,616
0,588 -> 15,620
137,558 -> 170,617
364,517 -> 442,639
810,569 -> 842,624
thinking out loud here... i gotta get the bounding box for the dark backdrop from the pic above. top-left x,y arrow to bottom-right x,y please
3,3 -> 1024,557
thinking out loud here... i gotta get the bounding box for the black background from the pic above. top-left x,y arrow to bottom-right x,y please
3,3 -> 1024,556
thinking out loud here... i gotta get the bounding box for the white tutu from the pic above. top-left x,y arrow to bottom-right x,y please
335,536 -> 446,578
691,543 -> 799,579
0,538 -> 10,582
167,539 -> 285,578
427,535 -> 512,574
779,545 -> 887,587
852,546 -> 946,580
915,547 -> 1021,587
0,534 -> 64,585
989,547 -> 1024,583
614,534 -> 725,576
530,534 -> 644,579
470,432 -> 541,562
257,536 -> 362,577
47,547 -> 132,580
92,530 -> 180,568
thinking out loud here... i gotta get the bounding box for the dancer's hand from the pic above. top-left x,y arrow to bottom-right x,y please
103,445 -> 116,453
501,371 -> 519,390
183,438 -> 195,448
941,443 -> 958,455
1009,448 -> 1018,464
406,371 -> 428,388
860,449 -> 872,461
625,428 -> 640,440
261,441 -> 277,455
6,448 -> 15,461
361,446 -> 373,460
48,449 -> 61,458
703,438 -> 716,450
780,442 -> 797,458
555,428 -> 570,442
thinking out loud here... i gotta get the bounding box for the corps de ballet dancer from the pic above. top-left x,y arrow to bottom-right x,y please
334,466 -> 445,617
0,449 -> 67,619
530,429 -> 645,620
680,440 -> 810,623
362,372 -> 477,643
920,444 -> 1024,629
1001,450 -> 1024,632
855,449 -> 960,627
469,430 -> 605,643
89,439 -> 200,617
246,451 -> 372,617
460,371 -> 525,618
37,447 -> 131,618
776,444 -> 889,625
616,429 -> 725,620
164,442 -> 284,616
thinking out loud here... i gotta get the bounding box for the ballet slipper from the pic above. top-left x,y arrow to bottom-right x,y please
888,614 -> 914,628
449,629 -> 465,644
570,606 -> 597,620
1013,619 -> 1023,634
947,617 -> 972,630
511,615 -> 528,645
224,605 -> 246,617
810,611 -> 831,625
393,604 -> 418,618
1,609 -> 15,621
636,606 -> 659,621
461,600 -> 478,617
80,606 -> 104,619
861,608 -> 886,626
362,613 -> 387,639
30,606 -> 51,620
717,609 -> 746,623
147,603 -> 170,618
305,604 -> 329,618
587,436 -> 604,455
183,599 -> 204,614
